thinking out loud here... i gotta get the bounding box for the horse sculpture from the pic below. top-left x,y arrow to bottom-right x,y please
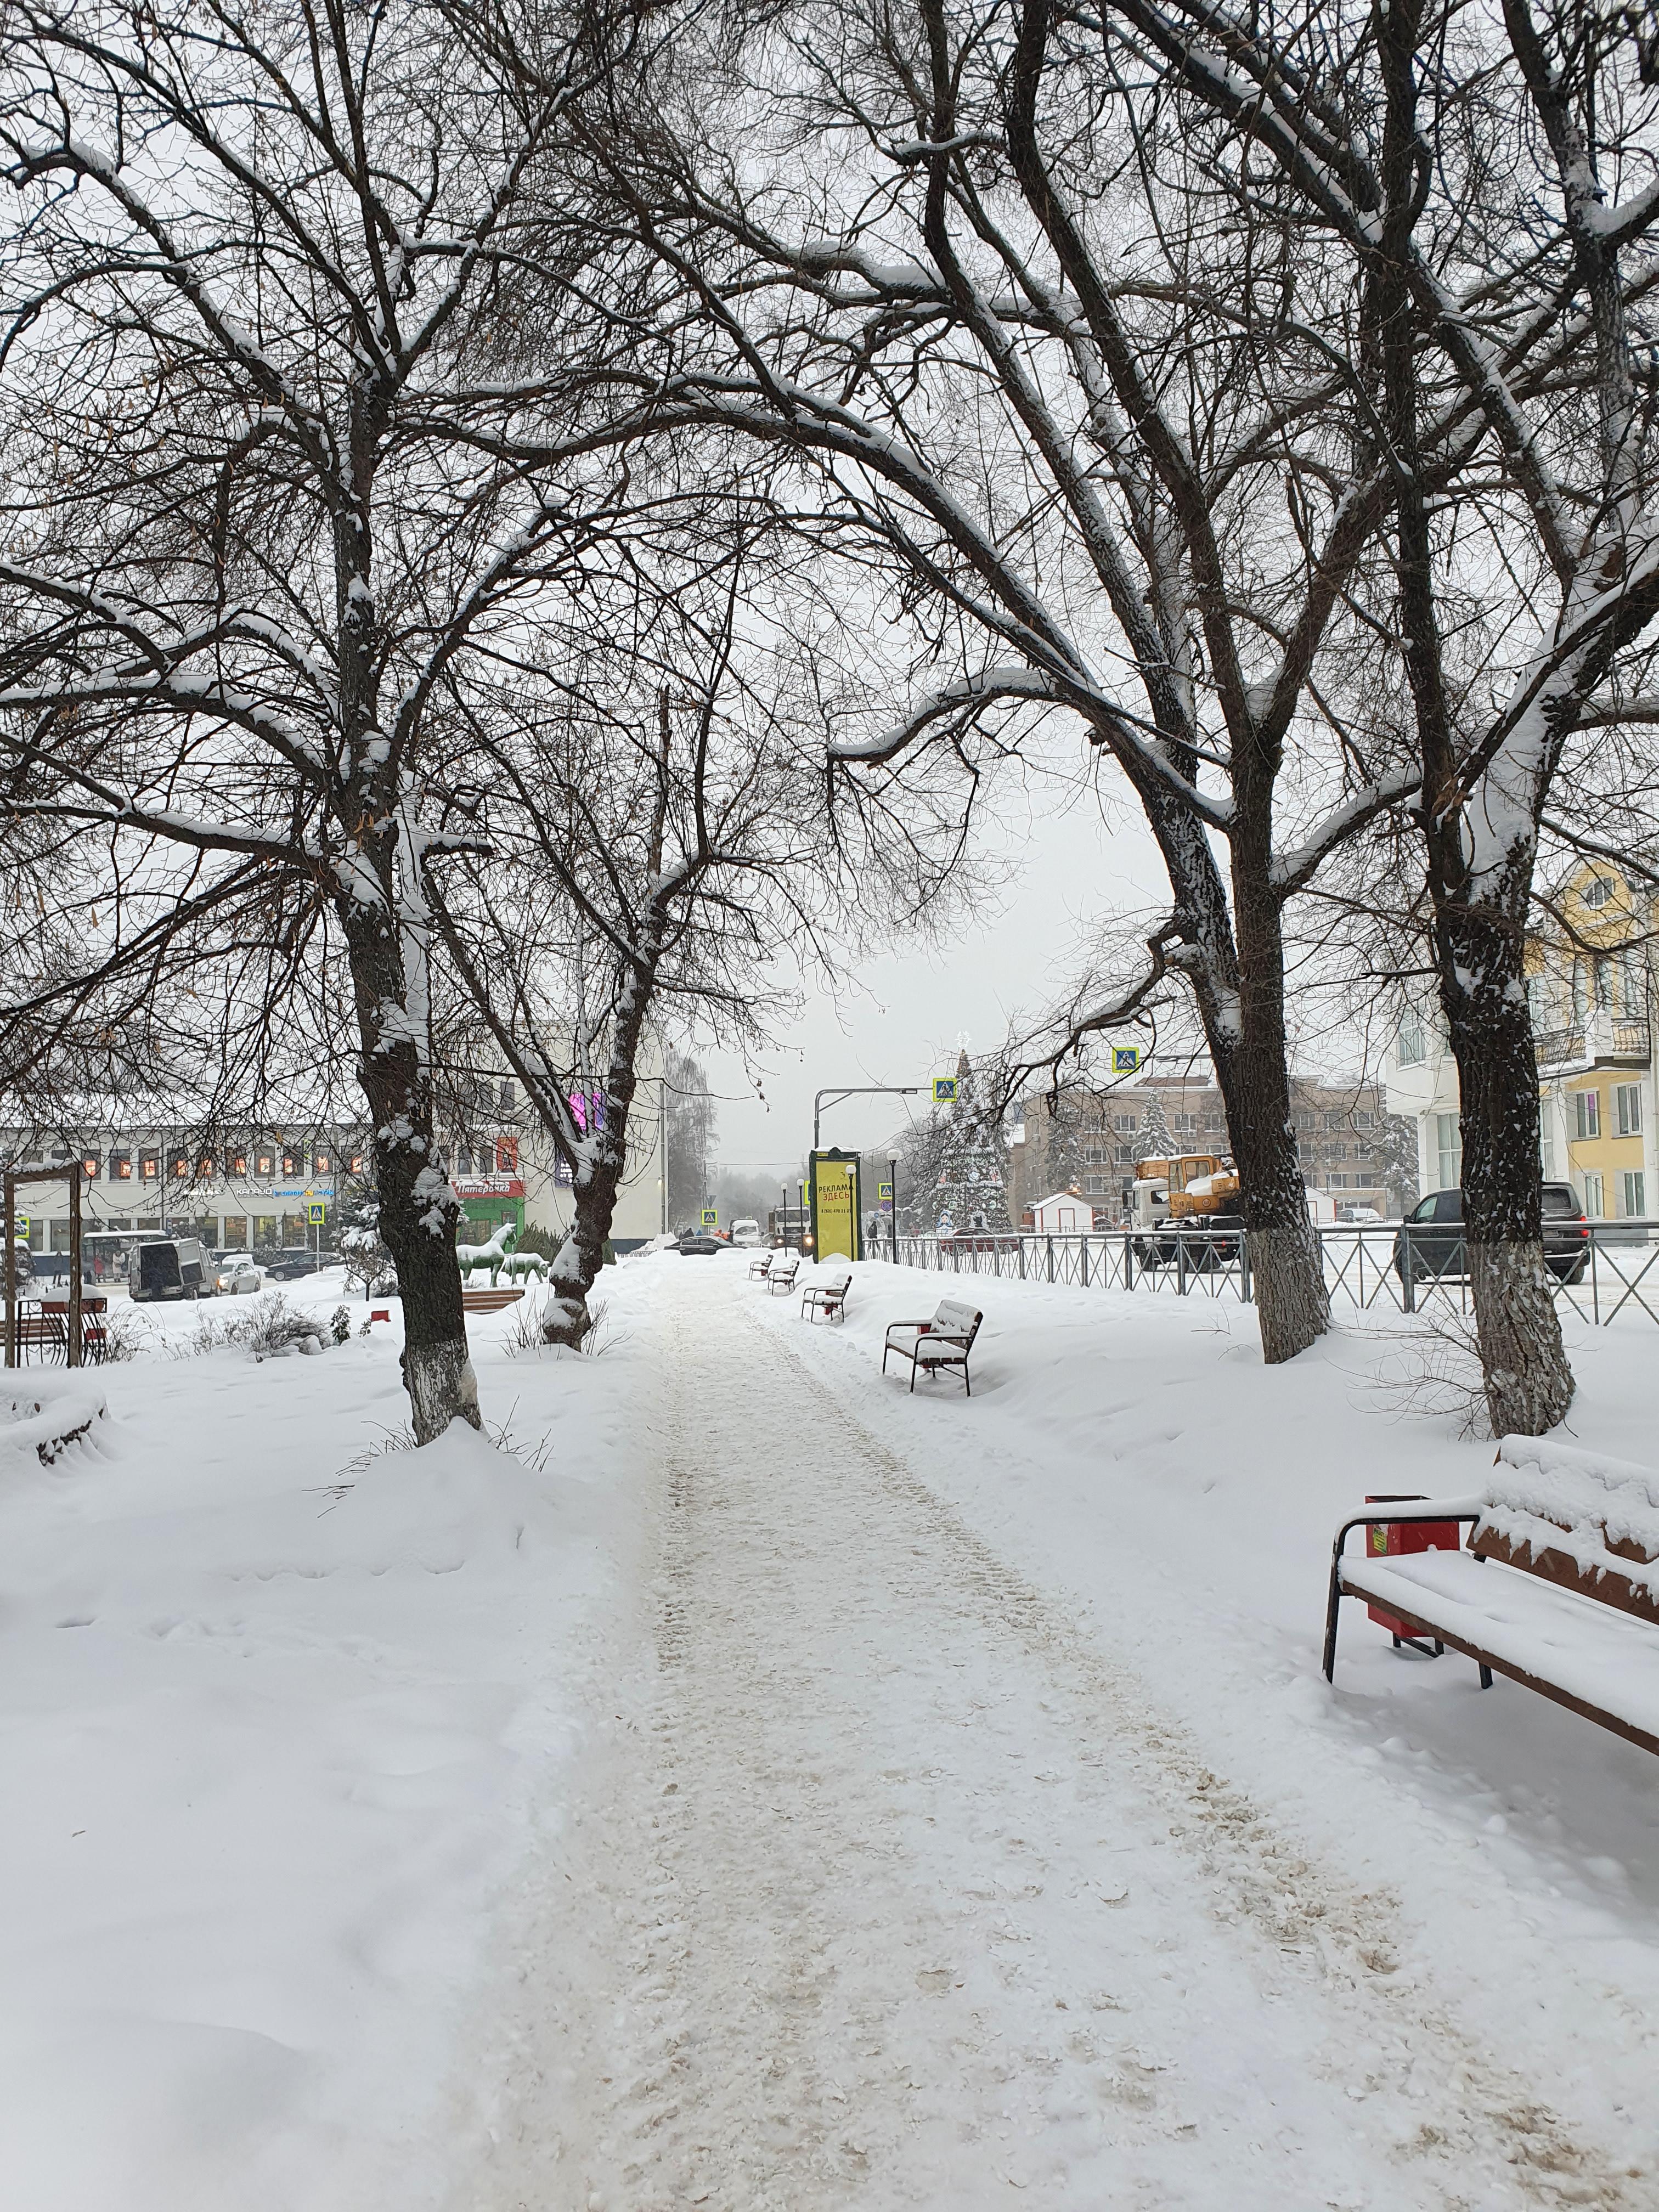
456,1220 -> 520,1286
502,1246 -> 548,1284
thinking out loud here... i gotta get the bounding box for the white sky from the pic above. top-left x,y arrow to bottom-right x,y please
703,748 -> 1171,1181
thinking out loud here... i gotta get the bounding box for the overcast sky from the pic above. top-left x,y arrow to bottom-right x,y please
702,747 -> 1171,1182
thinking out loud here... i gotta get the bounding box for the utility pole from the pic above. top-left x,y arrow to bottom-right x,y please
890,1154 -> 899,1265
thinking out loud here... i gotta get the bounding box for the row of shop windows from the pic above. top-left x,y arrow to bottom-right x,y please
26,1214 -> 316,1252
15,1146 -> 362,1183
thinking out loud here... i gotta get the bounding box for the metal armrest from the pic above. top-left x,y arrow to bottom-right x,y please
1322,1504 -> 1484,1681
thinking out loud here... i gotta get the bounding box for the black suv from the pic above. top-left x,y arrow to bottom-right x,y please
1393,1182 -> 1590,1285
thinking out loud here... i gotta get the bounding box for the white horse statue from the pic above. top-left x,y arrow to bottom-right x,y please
457,1220 -> 520,1286
502,1246 -> 548,1284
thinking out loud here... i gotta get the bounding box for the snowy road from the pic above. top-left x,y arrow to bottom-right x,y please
463,1269 -> 1638,2211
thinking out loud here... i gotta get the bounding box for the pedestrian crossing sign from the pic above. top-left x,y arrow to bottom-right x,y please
701,1207 -> 718,1227
307,1201 -> 326,1224
1111,1046 -> 1142,1074
933,1076 -> 958,1104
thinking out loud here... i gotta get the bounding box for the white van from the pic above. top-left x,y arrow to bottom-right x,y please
729,1218 -> 762,1249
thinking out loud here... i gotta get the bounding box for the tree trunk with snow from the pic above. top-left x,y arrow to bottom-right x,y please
340,890 -> 481,1443
1373,0 -> 1571,1436
540,975 -> 653,1348
1433,891 -> 1572,1436
1215,907 -> 1330,1365
1144,786 -> 1330,1364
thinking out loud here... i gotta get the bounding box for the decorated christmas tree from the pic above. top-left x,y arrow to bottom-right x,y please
935,1049 -> 1010,1232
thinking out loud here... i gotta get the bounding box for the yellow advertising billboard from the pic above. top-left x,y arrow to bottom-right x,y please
810,1150 -> 860,1262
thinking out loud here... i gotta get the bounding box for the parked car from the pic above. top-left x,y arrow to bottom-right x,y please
1392,1182 -> 1590,1285
261,1248 -> 320,1282
216,1257 -> 262,1295
129,1237 -> 215,1302
675,1230 -> 726,1256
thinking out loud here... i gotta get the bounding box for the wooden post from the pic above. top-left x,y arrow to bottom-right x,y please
67,1166 -> 82,1370
3,1169 -> 13,1368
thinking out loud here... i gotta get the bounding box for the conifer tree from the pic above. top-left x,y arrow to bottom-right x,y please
936,1052 -> 1010,1232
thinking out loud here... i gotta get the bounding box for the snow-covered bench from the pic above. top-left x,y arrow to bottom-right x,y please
766,1253 -> 800,1296
748,1251 -> 775,1281
882,1298 -> 983,1395
801,1267 -> 851,1324
1323,1437 -> 1659,1757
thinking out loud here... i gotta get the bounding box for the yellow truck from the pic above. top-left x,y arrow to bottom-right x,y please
1128,1152 -> 1244,1268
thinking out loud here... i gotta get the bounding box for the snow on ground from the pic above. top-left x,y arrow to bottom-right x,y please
4,1255 -> 1659,2208
0,1276 -> 639,2212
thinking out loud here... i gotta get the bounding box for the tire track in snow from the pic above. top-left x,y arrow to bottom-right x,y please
461,1273 -> 1643,2212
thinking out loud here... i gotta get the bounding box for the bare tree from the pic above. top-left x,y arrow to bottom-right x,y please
500,0 -> 1451,1362
0,0 -> 633,1436
428,536 -> 843,1344
1102,0 -> 1659,1429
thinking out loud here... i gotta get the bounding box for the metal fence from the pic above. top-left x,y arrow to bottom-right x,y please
879,1222 -> 1659,1328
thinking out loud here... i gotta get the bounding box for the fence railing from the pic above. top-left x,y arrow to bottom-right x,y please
876,1221 -> 1659,1328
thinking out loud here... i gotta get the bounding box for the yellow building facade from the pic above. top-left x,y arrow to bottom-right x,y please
1389,860 -> 1655,1220
1529,862 -> 1654,1221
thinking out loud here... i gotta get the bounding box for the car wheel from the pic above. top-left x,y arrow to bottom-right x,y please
1550,1257 -> 1588,1285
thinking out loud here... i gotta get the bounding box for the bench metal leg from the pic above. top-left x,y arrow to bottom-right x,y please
1323,1563 -> 1345,1682
1479,1663 -> 1493,1690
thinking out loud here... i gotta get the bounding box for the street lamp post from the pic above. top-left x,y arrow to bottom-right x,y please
889,1154 -> 899,1265
812,1084 -> 922,1152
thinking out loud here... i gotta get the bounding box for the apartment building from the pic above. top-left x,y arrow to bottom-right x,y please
1385,860 -> 1655,1221
1012,1074 -> 1409,1221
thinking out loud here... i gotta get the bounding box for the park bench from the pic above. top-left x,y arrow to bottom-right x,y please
461,1286 -> 523,1314
12,1304 -> 67,1363
882,1298 -> 983,1395
40,1299 -> 108,1365
748,1251 -> 774,1282
802,1267 -> 851,1324
766,1253 -> 800,1296
1324,1436 -> 1659,1757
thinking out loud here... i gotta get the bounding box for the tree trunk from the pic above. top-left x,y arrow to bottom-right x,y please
541,1159 -> 621,1348
1437,900 -> 1573,1436
1155,769 -> 1329,1364
540,981 -> 651,1349
340,894 -> 481,1442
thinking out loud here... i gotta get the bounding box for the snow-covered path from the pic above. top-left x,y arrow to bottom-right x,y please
465,1270 -> 1635,2211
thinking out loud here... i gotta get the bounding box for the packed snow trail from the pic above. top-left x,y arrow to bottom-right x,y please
461,1269 -> 1639,2210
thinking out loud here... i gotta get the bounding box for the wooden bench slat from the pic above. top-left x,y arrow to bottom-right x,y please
1325,1438 -> 1659,1759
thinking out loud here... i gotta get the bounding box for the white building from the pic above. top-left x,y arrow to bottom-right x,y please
1384,863 -> 1656,1221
